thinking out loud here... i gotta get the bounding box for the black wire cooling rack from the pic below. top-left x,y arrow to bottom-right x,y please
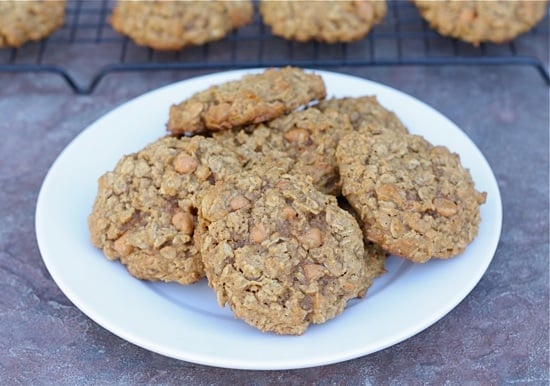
1,0 -> 548,94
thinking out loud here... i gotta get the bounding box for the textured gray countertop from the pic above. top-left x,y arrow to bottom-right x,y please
1,30 -> 549,386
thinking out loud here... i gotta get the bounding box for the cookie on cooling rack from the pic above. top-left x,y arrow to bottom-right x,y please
336,130 -> 487,264
413,0 -> 548,46
0,0 -> 66,48
88,135 -> 243,285
167,67 -> 327,135
195,169 -> 385,335
259,0 -> 387,43
110,0 -> 253,51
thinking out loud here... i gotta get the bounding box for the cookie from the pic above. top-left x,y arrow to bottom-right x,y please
88,135 -> 242,284
110,0 -> 253,51
167,67 -> 327,135
259,0 -> 387,43
213,108 -> 353,195
336,131 -> 487,263
212,124 -> 295,172
313,96 -> 409,136
196,170 -> 381,335
0,0 -> 65,48
337,195 -> 389,282
413,0 -> 548,46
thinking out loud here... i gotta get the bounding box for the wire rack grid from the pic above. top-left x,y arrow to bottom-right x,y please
1,0 -> 548,94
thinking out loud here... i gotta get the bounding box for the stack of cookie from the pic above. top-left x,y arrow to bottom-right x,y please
88,67 -> 486,335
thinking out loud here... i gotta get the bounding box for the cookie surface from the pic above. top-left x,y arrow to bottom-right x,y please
88,135 -> 242,284
413,0 -> 548,45
196,170 -> 379,335
337,195 -> 389,282
110,0 -> 253,51
213,108 -> 353,195
0,0 -> 65,48
336,131 -> 486,263
313,96 -> 408,136
168,67 -> 327,135
260,0 -> 386,43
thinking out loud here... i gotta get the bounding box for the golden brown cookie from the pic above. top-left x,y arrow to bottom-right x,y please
213,124 -> 296,173
168,67 -> 327,135
336,131 -> 487,263
338,195 -> 389,281
312,96 -> 409,136
259,0 -> 387,43
0,0 -> 65,48
196,169 -> 383,335
213,108 -> 353,195
413,0 -> 548,46
110,0 -> 253,51
88,135 -> 242,285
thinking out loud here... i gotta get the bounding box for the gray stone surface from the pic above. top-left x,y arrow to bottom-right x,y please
0,45 -> 548,385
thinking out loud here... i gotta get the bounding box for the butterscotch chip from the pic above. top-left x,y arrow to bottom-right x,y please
167,67 -> 327,135
88,135 -> 242,284
0,0 -> 65,48
336,131 -> 487,263
196,170 -> 384,335
313,96 -> 409,136
110,0 -> 253,51
260,0 -> 387,43
412,0 -> 548,46
214,108 -> 353,195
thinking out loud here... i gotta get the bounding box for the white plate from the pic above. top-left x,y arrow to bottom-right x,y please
35,69 -> 502,370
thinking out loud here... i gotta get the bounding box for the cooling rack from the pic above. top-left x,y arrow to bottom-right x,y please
1,0 -> 548,94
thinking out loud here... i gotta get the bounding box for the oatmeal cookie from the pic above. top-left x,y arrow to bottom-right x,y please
88,135 -> 242,284
110,0 -> 253,51
413,0 -> 548,46
213,108 -> 353,195
168,67 -> 327,135
259,0 -> 387,43
212,124 -> 295,172
338,195 -> 389,281
313,96 -> 408,136
196,170 -> 379,335
336,131 -> 487,263
0,0 -> 65,48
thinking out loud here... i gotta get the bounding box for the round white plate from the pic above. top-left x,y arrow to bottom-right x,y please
35,69 -> 502,370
